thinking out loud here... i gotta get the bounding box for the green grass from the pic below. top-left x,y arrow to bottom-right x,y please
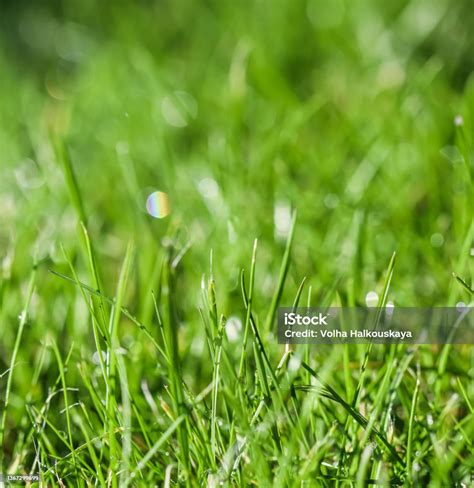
0,0 -> 473,485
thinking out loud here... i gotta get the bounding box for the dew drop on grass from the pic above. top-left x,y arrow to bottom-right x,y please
162,97 -> 186,127
225,316 -> 242,342
470,247 -> 474,257
365,291 -> 379,307
92,351 -> 107,365
227,221 -> 237,243
274,201 -> 292,240
146,191 -> 170,219
161,91 -> 198,128
430,233 -> 444,247
14,159 -> 45,190
191,336 -> 205,356
454,114 -> 463,126
324,193 -> 339,209
439,145 -> 463,164
288,355 -> 301,372
198,177 -> 219,200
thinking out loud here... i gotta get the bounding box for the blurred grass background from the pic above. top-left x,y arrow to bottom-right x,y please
1,0 -> 472,307
0,0 -> 473,485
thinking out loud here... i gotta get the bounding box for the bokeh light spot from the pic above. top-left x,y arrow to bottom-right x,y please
365,291 -> 379,307
146,191 -> 170,219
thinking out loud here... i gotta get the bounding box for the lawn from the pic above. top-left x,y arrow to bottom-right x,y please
0,0 -> 473,486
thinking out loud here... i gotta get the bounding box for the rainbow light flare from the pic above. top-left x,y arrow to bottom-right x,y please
146,191 -> 170,218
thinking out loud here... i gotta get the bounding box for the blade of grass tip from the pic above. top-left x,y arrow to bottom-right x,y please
238,239 -> 258,382
51,340 -> 78,477
124,415 -> 186,487
208,277 -> 219,339
303,284 -> 318,437
199,307 -> 216,364
453,273 -> 473,295
151,291 -> 171,364
456,378 -> 473,414
0,267 -> 36,470
351,211 -> 366,304
336,293 -> 354,401
277,276 -> 306,373
264,211 -> 296,333
292,277 -> 306,309
140,254 -> 164,326
304,285 -> 313,386
107,242 -> 134,487
51,135 -> 87,225
406,364 -> 421,478
455,115 -> 473,182
448,221 -> 473,304
80,222 -> 108,329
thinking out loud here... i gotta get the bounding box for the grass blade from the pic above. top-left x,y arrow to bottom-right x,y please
0,267 -> 36,470
264,211 -> 296,333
